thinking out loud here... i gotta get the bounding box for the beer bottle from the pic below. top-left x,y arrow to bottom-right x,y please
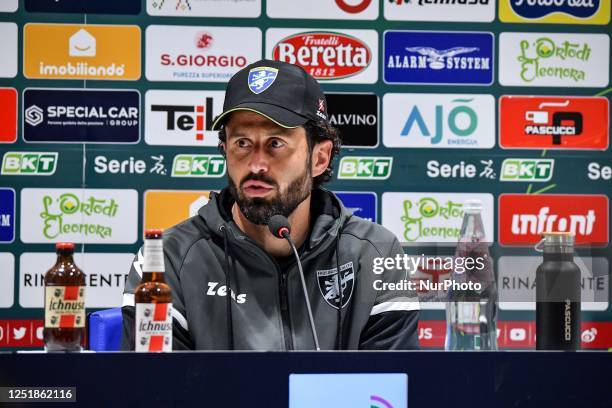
44,242 -> 86,352
135,229 -> 173,352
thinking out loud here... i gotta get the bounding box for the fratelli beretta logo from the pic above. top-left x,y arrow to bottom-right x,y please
383,30 -> 494,85
382,192 -> 494,244
499,0 -> 610,24
499,32 -> 610,87
20,188 -> 138,244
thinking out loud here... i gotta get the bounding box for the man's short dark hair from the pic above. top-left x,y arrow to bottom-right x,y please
218,119 -> 341,189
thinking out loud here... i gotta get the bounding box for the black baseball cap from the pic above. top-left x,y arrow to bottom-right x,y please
211,59 -> 328,131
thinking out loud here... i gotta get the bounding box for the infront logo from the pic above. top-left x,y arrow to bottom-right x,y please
498,194 -> 609,246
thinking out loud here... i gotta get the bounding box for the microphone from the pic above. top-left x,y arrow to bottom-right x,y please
268,215 -> 320,351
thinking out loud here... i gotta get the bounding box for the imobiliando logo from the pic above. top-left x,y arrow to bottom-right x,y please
498,194 -> 609,246
24,24 -> 141,80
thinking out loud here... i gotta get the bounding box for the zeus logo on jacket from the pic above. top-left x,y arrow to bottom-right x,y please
207,281 -> 247,304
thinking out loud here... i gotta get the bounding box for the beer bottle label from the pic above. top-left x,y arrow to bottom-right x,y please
135,302 -> 173,352
44,286 -> 86,328
143,239 -> 165,273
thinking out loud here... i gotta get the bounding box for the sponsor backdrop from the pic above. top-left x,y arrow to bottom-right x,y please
0,0 -> 610,350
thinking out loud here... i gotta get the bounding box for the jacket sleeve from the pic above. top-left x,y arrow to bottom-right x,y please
358,238 -> 420,350
120,247 -> 195,350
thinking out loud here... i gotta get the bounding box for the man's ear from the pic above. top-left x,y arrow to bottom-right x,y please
311,139 -> 333,178
219,141 -> 226,158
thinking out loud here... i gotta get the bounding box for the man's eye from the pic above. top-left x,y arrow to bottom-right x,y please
236,139 -> 250,148
269,139 -> 284,148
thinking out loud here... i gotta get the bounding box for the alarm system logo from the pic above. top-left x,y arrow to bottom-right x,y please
499,96 -> 609,150
267,28 -> 378,84
499,0 -> 610,24
24,24 -> 141,80
0,188 -> 15,243
384,31 -> 494,85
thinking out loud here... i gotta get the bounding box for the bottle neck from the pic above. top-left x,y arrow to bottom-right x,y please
141,272 -> 166,283
56,251 -> 75,264
460,211 -> 486,240
543,252 -> 574,262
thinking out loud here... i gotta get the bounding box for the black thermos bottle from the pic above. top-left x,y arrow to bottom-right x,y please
536,232 -> 581,350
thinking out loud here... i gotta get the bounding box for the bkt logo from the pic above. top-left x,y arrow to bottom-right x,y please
2,152 -> 58,176
383,94 -> 495,148
171,155 -> 226,178
500,159 -> 554,182
145,90 -> 224,147
0,188 -> 15,243
384,30 -> 494,85
338,157 -> 392,180
500,96 -> 608,150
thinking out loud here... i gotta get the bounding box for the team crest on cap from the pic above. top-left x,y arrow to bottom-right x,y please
248,67 -> 278,94
317,262 -> 355,309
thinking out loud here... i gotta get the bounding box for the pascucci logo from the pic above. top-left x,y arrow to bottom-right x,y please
160,32 -> 247,68
25,105 -> 44,126
273,31 -> 371,79
2,152 -> 58,176
500,158 -> 554,182
388,46 -> 490,71
338,157 -> 392,179
524,100 -> 582,145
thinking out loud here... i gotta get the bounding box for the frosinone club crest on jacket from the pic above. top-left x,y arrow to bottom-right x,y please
317,261 -> 354,309
248,67 -> 278,94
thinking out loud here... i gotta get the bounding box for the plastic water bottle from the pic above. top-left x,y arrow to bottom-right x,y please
445,200 -> 498,351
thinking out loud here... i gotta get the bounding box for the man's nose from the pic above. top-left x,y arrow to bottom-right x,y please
248,147 -> 269,174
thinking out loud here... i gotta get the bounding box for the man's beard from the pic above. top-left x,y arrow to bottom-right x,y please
228,166 -> 312,226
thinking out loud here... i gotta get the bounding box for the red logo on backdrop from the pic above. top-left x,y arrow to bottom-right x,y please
581,323 -> 612,349
499,96 -> 609,150
272,32 -> 371,80
335,0 -> 372,13
0,320 -> 44,348
497,321 -> 535,349
499,194 -> 609,246
0,88 -> 17,143
195,32 -> 214,50
417,320 -> 446,348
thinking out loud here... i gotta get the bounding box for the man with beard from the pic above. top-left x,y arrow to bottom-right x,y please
120,60 -> 420,350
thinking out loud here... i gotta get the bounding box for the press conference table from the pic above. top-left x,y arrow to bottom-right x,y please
1,351 -> 610,407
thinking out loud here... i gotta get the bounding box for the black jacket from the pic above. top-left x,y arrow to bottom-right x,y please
121,188 -> 420,350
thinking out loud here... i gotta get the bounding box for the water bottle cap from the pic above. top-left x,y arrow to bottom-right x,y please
542,231 -> 574,247
463,199 -> 482,214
